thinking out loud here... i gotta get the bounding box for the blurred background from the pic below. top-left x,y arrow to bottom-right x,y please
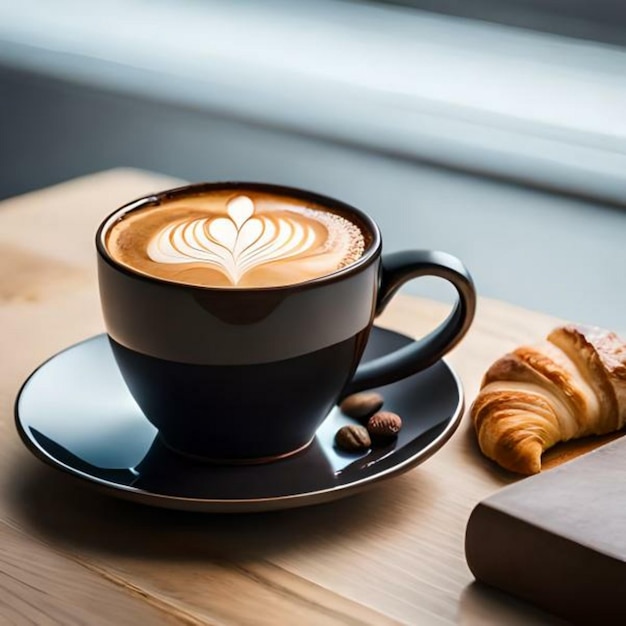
1,0 -> 625,329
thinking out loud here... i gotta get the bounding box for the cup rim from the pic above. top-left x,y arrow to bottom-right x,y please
96,181 -> 383,293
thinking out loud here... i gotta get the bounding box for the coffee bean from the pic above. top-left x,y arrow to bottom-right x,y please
339,392 -> 384,422
367,411 -> 402,439
335,425 -> 371,452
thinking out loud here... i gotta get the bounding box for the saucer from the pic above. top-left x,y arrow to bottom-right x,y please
15,327 -> 464,513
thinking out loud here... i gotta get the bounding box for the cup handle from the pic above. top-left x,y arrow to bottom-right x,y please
343,250 -> 476,396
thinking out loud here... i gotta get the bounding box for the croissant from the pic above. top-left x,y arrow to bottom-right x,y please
471,324 -> 626,474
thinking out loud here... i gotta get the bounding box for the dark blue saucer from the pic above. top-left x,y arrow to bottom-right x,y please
15,327 -> 463,512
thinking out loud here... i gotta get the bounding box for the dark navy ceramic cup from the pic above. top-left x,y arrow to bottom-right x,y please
97,183 -> 476,462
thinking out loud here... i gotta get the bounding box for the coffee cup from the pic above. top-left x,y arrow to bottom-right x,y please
96,182 -> 476,462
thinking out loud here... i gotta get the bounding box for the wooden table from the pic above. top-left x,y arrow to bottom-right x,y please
1,170 -> 584,624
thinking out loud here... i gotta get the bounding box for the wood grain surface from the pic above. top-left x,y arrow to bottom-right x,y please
0,169 -> 600,625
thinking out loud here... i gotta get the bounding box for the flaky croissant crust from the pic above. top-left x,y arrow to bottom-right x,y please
471,325 -> 626,474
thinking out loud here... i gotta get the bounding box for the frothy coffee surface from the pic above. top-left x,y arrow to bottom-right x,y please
105,190 -> 368,288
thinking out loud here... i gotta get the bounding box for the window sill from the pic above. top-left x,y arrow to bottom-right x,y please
1,0 -> 625,205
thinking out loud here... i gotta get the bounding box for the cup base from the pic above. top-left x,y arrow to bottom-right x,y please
157,433 -> 316,465
107,334 -> 363,467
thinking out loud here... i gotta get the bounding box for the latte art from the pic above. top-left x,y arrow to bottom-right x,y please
105,189 -> 369,289
148,196 -> 320,285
